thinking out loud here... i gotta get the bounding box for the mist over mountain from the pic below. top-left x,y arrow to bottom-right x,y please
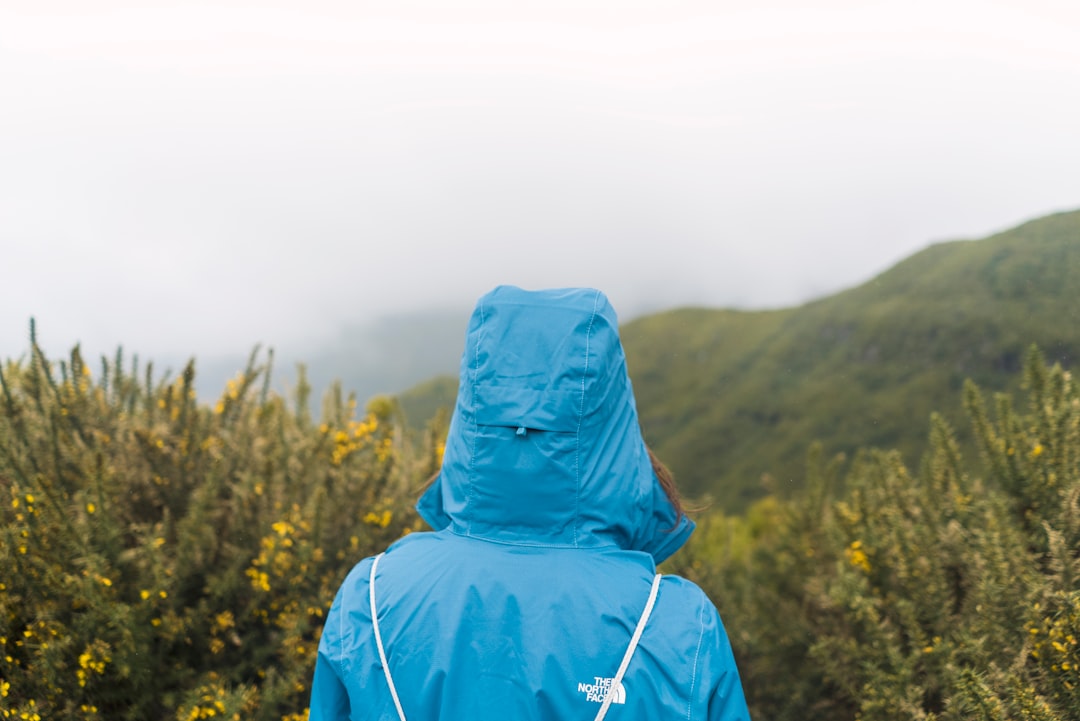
169,293 -> 692,409
175,308 -> 470,410
397,208 -> 1080,511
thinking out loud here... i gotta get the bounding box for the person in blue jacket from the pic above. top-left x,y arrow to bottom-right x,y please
309,286 -> 750,720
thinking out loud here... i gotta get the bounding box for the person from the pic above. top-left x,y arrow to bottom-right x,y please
308,286 -> 750,720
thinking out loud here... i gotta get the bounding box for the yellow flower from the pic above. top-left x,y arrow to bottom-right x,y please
281,711 -> 309,721
140,590 -> 151,600
214,611 -> 235,631
246,568 -> 271,592
845,540 -> 871,573
87,503 -> 96,514
100,577 -> 112,587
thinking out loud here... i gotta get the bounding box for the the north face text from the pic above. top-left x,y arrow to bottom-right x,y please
577,677 -> 626,704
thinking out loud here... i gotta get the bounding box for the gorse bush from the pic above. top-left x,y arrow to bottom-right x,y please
672,346 -> 1080,720
0,334 -> 433,720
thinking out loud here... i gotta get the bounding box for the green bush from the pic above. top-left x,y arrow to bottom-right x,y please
0,338 -> 432,720
671,347 -> 1080,720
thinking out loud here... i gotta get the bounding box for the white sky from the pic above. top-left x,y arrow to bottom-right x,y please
2,0 -> 1079,362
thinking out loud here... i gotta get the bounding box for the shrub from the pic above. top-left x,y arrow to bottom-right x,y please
0,337 -> 432,720
675,348 -> 1080,720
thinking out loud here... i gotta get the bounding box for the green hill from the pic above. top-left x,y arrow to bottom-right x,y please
397,209 -> 1080,512
626,208 -> 1080,510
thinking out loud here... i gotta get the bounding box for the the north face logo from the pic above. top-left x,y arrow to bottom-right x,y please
578,677 -> 626,704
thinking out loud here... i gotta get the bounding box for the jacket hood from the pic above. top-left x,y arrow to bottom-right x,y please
417,286 -> 693,564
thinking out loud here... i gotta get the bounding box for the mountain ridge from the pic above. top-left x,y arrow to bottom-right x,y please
624,208 -> 1080,508
399,208 -> 1080,511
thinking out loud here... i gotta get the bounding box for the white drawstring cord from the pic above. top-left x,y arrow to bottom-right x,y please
594,573 -> 662,721
370,553 -> 408,721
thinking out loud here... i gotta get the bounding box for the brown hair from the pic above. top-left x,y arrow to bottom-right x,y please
647,446 -> 684,524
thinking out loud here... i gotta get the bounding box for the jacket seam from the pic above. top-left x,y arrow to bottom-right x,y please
443,528 -> 615,550
574,290 -> 601,548
337,566 -> 350,680
686,592 -> 707,721
465,298 -> 485,537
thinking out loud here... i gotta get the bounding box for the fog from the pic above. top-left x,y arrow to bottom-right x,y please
2,0 -> 1079,370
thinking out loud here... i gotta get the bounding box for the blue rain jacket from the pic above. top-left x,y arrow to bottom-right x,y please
309,286 -> 750,720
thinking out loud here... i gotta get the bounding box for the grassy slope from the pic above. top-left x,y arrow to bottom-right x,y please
395,209 -> 1080,512
625,209 -> 1080,510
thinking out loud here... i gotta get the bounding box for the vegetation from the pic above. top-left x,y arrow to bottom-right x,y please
668,346 -> 1080,720
628,209 -> 1080,510
0,335 -> 432,720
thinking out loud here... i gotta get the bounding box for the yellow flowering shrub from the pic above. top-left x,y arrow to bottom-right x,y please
0,340 -> 434,719
670,348 -> 1080,721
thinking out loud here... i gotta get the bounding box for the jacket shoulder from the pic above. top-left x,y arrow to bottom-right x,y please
655,575 -> 750,721
652,575 -> 737,679
657,574 -> 722,619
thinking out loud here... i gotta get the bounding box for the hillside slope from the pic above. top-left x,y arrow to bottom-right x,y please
624,209 -> 1080,509
394,209 -> 1080,511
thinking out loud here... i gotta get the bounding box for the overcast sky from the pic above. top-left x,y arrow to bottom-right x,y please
2,0 -> 1079,364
